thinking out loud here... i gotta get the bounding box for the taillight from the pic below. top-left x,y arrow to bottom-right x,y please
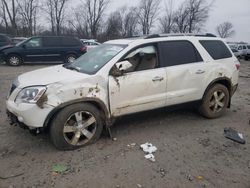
80,46 -> 87,52
235,64 -> 240,70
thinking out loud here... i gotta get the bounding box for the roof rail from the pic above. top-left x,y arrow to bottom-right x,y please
144,33 -> 217,39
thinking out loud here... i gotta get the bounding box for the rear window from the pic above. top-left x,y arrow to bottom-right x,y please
199,40 -> 232,60
62,37 -> 81,47
159,40 -> 203,67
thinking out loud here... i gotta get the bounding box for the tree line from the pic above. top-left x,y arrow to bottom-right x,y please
0,0 -> 235,41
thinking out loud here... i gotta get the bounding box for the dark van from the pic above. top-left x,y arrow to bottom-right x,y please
0,36 -> 87,66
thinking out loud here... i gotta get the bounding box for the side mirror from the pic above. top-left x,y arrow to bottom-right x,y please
115,60 -> 133,71
111,60 -> 133,77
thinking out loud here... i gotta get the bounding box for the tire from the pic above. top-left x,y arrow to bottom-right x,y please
7,54 -> 22,66
64,54 -> 77,64
50,103 -> 104,150
199,84 -> 230,119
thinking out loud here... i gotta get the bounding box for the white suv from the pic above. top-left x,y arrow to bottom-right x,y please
6,34 -> 240,150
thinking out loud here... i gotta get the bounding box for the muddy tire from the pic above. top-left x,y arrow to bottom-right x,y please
199,84 -> 230,119
7,54 -> 22,66
64,54 -> 77,64
50,103 -> 103,150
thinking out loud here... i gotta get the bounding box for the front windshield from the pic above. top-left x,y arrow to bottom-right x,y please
16,37 -> 31,46
68,43 -> 126,74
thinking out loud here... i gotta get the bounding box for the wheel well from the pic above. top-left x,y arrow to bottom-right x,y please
204,78 -> 232,108
7,53 -> 23,61
44,100 -> 109,130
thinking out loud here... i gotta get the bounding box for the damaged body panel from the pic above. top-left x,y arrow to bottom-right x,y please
6,35 -> 240,149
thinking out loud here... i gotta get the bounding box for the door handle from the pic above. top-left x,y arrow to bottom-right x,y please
152,76 -> 164,82
196,70 -> 205,74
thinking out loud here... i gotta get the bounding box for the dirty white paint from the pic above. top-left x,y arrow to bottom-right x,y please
6,36 -> 240,128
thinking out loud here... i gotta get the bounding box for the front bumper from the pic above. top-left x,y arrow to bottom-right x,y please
6,99 -> 54,128
231,84 -> 238,97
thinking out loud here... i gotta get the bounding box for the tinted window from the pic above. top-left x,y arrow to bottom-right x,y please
159,41 -> 203,67
0,35 -> 8,42
26,38 -> 42,48
62,37 -> 80,47
247,45 -> 250,49
200,40 -> 232,60
43,37 -> 61,47
243,46 -> 246,49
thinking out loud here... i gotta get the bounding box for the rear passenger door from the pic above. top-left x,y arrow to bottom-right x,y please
159,40 -> 207,106
42,37 -> 62,62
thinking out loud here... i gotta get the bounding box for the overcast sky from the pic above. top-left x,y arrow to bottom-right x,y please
104,0 -> 250,43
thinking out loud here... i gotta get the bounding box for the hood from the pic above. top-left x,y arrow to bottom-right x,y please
17,65 -> 89,87
0,44 -> 14,51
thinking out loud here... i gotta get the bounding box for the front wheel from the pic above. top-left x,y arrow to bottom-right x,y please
7,54 -> 22,66
199,84 -> 230,119
50,103 -> 103,150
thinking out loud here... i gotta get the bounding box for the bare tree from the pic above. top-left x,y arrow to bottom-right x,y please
45,0 -> 68,36
84,0 -> 109,38
159,0 -> 175,33
1,0 -> 19,35
138,0 -> 161,35
105,11 -> 122,40
121,7 -> 139,37
216,22 -> 235,38
173,3 -> 189,33
17,0 -> 39,36
172,0 -> 212,33
186,0 -> 212,33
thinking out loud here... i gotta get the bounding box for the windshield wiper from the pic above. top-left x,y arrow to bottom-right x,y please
63,64 -> 81,72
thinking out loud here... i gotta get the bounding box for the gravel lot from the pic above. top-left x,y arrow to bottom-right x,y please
0,61 -> 250,188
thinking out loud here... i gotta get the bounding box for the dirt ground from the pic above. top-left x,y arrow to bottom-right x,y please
0,61 -> 249,188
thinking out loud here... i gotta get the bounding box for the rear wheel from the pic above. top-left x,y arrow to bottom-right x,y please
199,84 -> 229,119
7,54 -> 22,66
50,103 -> 103,150
64,54 -> 77,64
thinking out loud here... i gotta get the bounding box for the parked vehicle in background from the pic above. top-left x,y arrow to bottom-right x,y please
0,34 -> 12,47
80,39 -> 100,50
11,37 -> 28,45
6,34 -> 240,150
245,44 -> 250,60
231,48 -> 241,58
236,43 -> 248,58
0,36 -> 87,66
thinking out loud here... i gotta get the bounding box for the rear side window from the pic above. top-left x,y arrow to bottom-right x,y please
159,40 -> 203,67
62,37 -> 81,47
0,35 -> 8,42
43,37 -> 61,47
200,40 -> 232,60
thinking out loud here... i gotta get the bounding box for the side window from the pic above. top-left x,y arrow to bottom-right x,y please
26,38 -> 42,48
200,40 -> 232,60
159,40 -> 203,67
247,45 -> 250,49
121,45 -> 158,73
62,37 -> 80,47
0,35 -> 8,42
238,46 -> 242,50
243,46 -> 246,49
43,37 -> 61,47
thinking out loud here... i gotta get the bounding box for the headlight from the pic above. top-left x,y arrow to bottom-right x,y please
15,86 -> 46,104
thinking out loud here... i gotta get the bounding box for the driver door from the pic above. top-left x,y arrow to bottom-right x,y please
108,45 -> 167,117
